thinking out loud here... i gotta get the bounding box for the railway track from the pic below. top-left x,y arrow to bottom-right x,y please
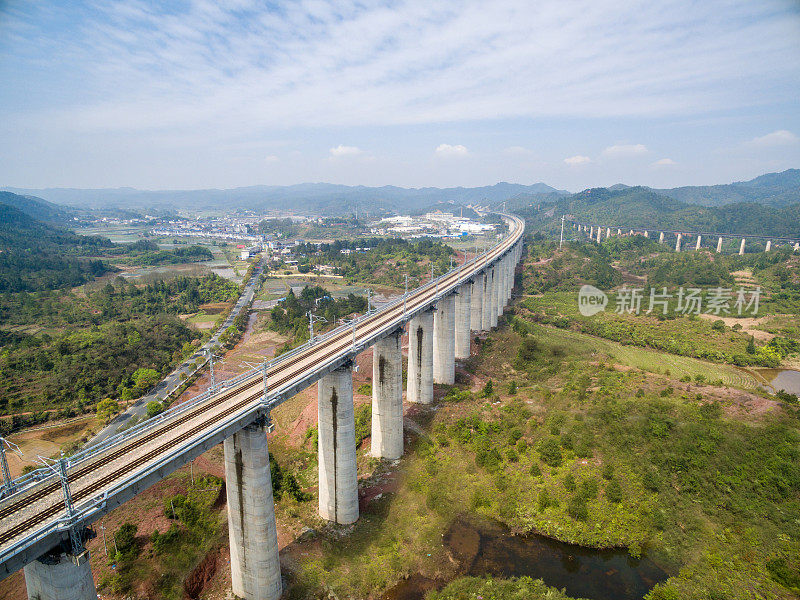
0,215 -> 523,565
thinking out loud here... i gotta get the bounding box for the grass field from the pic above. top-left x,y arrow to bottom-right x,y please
527,322 -> 760,388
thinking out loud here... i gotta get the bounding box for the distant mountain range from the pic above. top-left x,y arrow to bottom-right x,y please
4,169 -> 799,217
0,182 -> 566,216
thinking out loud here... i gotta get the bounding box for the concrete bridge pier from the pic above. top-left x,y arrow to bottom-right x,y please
455,284 -> 472,360
644,230 -> 649,238
480,268 -> 492,330
433,294 -> 455,384
695,235 -> 702,251
675,233 -> 682,252
224,421 -> 282,600
484,266 -> 497,329
470,274 -> 483,331
407,311 -> 434,404
596,227 -> 602,243
24,550 -> 96,600
739,238 -> 746,255
618,228 -> 622,236
589,226 -> 594,239
371,331 -> 403,460
492,263 -> 502,321
318,365 -> 359,524
794,242 -> 799,252
765,240 -> 772,252
606,227 -> 611,238
717,237 -> 723,253
659,231 -> 664,244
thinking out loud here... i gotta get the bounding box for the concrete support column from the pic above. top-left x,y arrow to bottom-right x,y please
433,294 -> 455,384
606,227 -> 611,238
618,228 -> 622,236
224,422 -> 282,600
695,235 -> 702,251
659,231 -> 664,244
407,311 -> 433,404
318,366 -> 358,524
490,264 -> 500,326
590,226 -> 594,238
24,551 -> 96,600
644,230 -> 649,238
481,267 -> 494,330
469,274 -> 483,331
596,227 -> 602,243
455,284 -> 472,360
371,331 -> 403,460
739,238 -> 746,255
717,237 -> 723,253
794,242 -> 799,252
765,240 -> 772,252
675,233 -> 682,252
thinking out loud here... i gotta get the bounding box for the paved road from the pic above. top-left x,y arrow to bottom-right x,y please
86,257 -> 265,446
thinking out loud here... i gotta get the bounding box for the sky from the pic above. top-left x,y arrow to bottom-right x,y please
1,0 -> 799,192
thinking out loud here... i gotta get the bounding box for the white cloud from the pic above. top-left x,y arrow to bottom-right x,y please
652,158 -> 676,166
601,144 -> 648,159
746,130 -> 798,147
564,155 -> 592,166
329,145 -> 363,158
435,144 -> 469,158
264,154 -> 279,163
504,146 -> 532,156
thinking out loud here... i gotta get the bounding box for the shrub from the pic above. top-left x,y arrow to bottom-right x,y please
564,473 -> 576,492
537,437 -> 563,468
146,401 -> 164,419
601,463 -> 614,480
481,379 -> 494,397
606,479 -> 623,503
567,496 -> 588,521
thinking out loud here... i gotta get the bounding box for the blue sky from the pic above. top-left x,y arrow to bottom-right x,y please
1,0 -> 799,191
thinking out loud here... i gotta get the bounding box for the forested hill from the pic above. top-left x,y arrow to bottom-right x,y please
0,203 -> 112,292
0,190 -> 75,224
527,186 -> 800,237
656,168 -> 800,208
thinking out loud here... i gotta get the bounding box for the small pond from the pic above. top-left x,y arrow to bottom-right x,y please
756,369 -> 800,395
383,517 -> 668,600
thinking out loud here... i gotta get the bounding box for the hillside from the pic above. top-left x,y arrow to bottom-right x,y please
0,203 -> 112,292
0,190 -> 75,224
657,168 -> 800,207
549,186 -> 800,237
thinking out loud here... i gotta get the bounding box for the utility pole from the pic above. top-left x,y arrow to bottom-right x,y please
207,349 -> 216,391
403,274 -> 408,315
559,215 -> 565,249
0,437 -> 21,496
100,522 -> 108,557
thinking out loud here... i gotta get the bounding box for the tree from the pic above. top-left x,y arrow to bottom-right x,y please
482,379 -> 494,398
746,336 -> 756,355
146,401 -> 164,419
132,368 -> 160,392
96,398 -> 120,423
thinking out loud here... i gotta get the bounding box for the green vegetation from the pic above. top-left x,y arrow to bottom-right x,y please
428,576 -> 584,600
294,237 -> 455,286
105,239 -> 213,265
268,285 -> 367,349
0,204 -> 110,292
101,474 -> 225,599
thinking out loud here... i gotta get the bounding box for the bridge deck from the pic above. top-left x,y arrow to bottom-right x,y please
0,216 -> 524,578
